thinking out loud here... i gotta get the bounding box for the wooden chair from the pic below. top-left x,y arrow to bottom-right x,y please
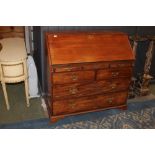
0,38 -> 29,110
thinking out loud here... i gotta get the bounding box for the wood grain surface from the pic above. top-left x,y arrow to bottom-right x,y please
46,32 -> 134,65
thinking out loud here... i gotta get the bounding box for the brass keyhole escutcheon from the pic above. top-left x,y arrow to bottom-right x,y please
53,34 -> 58,38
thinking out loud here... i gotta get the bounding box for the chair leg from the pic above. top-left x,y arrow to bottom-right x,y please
1,82 -> 10,110
24,78 -> 30,107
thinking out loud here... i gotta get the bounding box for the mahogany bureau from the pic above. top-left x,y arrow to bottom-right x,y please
45,32 -> 135,123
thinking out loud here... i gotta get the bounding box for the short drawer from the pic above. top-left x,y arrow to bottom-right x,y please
53,91 -> 128,115
53,65 -> 83,72
97,68 -> 132,80
53,78 -> 131,100
53,70 -> 95,84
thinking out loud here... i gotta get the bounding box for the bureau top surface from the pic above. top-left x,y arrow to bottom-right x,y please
46,32 -> 134,65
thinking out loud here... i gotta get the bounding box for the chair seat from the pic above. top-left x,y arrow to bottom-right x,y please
0,38 -> 27,62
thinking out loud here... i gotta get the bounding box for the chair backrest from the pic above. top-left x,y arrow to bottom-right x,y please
0,60 -> 28,83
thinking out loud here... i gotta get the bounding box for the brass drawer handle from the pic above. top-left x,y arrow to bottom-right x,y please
111,84 -> 117,89
107,97 -> 114,104
68,101 -> 76,108
69,87 -> 78,95
71,74 -> 78,81
64,67 -> 72,71
112,72 -> 119,77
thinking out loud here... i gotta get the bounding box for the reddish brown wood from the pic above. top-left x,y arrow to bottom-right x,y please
53,78 -> 131,100
50,116 -> 65,123
53,92 -> 128,116
46,32 -> 134,65
0,26 -> 24,38
45,32 -> 135,123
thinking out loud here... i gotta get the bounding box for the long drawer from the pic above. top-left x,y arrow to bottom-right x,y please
53,91 -> 128,115
52,62 -> 109,72
53,78 -> 131,100
52,61 -> 133,73
53,70 -> 95,84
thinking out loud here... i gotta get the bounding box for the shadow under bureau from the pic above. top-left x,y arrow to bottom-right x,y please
45,32 -> 135,122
